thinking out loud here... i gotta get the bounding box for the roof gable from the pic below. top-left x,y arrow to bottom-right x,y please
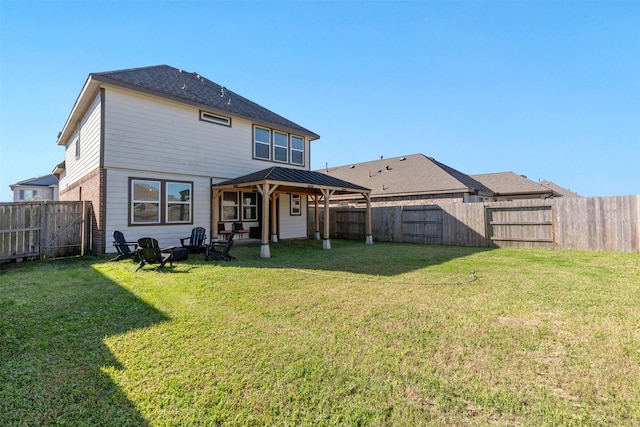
91,65 -> 319,138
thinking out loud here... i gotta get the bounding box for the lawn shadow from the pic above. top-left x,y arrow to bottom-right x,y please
0,257 -> 169,425
229,238 -> 495,277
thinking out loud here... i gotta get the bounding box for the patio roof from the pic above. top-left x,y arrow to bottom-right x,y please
212,166 -> 370,194
211,167 -> 372,258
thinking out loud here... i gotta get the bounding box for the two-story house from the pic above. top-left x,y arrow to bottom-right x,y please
56,65 -> 370,257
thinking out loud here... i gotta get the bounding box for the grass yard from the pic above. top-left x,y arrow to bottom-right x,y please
1,239 -> 639,426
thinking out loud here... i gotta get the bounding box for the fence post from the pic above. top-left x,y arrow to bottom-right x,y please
39,202 -> 46,260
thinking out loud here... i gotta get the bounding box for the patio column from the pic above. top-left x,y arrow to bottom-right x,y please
212,188 -> 221,239
258,183 -> 271,258
364,192 -> 373,244
322,188 -> 335,250
270,192 -> 278,242
313,195 -> 320,240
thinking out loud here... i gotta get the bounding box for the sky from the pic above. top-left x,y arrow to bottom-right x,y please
1,0 -> 638,202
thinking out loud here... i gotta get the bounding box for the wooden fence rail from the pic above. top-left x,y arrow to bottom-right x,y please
309,195 -> 639,252
0,201 -> 91,263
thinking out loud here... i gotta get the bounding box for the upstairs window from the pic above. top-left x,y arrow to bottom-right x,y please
254,126 -> 271,160
273,131 -> 288,162
291,135 -> 304,165
200,110 -> 231,126
253,126 -> 305,166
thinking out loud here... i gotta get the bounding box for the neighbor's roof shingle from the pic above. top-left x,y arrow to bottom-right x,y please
91,65 -> 319,138
471,172 -> 552,196
539,180 -> 582,198
318,154 -> 492,197
11,174 -> 58,187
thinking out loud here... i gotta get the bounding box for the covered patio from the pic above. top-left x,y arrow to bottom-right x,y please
211,167 -> 372,258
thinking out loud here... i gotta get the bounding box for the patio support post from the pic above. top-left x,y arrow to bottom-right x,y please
313,195 -> 320,240
258,183 -> 271,258
270,192 -> 278,242
322,188 -> 334,250
212,188 -> 221,240
364,192 -> 373,244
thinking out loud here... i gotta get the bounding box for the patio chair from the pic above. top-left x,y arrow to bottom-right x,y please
205,231 -> 236,261
218,222 -> 233,239
233,222 -> 248,239
112,230 -> 137,261
136,237 -> 175,271
179,226 -> 207,253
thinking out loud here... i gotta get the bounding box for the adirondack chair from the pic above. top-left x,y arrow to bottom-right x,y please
179,226 -> 207,253
205,231 -> 235,261
136,237 -> 175,271
112,230 -> 137,261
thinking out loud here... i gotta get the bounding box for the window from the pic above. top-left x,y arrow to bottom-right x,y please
221,191 -> 239,221
291,135 -> 304,165
130,178 -> 192,225
254,126 -> 271,160
166,182 -> 192,223
132,180 -> 161,224
221,191 -> 259,222
253,126 -> 305,166
242,193 -> 258,221
200,110 -> 231,126
19,190 -> 37,200
290,194 -> 301,216
273,131 -> 288,162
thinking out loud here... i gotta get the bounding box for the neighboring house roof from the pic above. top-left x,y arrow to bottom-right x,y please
471,172 -> 553,198
318,154 -> 492,198
57,64 -> 319,146
214,166 -> 370,195
10,174 -> 58,190
539,180 -> 582,198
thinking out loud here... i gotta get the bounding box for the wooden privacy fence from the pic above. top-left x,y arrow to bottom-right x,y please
0,201 -> 91,262
309,195 -> 640,252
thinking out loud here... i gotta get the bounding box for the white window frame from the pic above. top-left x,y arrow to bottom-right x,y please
221,191 -> 239,221
200,110 -> 231,127
242,193 -> 258,221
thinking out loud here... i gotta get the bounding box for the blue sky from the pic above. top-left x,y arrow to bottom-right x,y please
1,0 -> 638,201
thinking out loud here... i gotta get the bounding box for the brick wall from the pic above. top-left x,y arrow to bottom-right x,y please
59,168 -> 106,255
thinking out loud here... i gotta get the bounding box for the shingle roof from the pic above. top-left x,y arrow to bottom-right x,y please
539,180 -> 582,198
214,167 -> 370,193
11,174 -> 58,187
318,154 -> 492,197
471,172 -> 552,196
91,65 -> 319,138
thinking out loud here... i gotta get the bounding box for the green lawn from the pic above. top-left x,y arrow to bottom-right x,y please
1,239 -> 639,426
